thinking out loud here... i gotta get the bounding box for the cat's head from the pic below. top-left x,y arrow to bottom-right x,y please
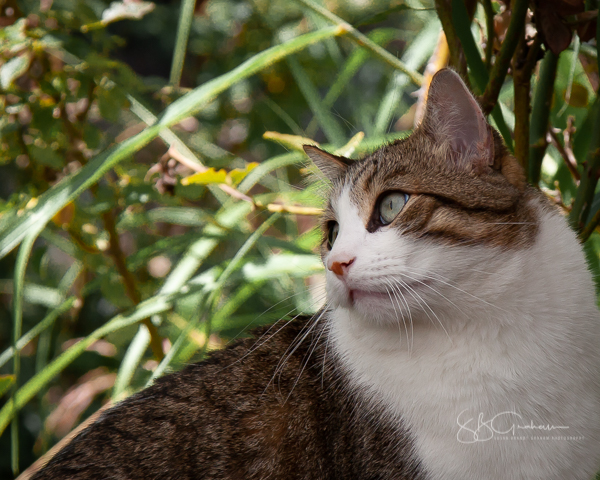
305,69 -> 538,326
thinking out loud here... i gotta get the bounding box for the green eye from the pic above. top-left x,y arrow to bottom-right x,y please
379,192 -> 409,225
327,222 -> 339,250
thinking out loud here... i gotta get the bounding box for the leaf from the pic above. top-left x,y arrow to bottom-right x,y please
334,132 -> 364,157
0,54 -> 31,89
228,163 -> 258,185
101,1 -> 155,25
181,168 -> 227,186
263,132 -> 319,152
0,375 -> 15,399
565,83 -> 589,108
242,254 -> 323,282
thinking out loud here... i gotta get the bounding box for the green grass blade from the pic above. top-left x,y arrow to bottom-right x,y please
0,26 -> 344,260
0,293 -> 176,436
0,297 -> 76,370
450,0 -> 513,150
112,325 -> 151,400
287,55 -> 346,145
374,18 -> 439,135
169,0 -> 197,86
149,213 -> 281,383
293,0 -> 423,86
11,231 -> 38,476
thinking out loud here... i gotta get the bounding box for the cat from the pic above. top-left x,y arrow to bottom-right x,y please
32,68 -> 600,480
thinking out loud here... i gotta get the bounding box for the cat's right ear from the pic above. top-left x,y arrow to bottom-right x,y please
303,145 -> 351,182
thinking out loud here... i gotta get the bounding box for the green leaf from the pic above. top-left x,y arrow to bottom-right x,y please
0,54 -> 31,89
0,375 -> 15,399
181,168 -> 228,186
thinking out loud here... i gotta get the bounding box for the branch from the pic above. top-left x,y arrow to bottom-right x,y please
548,129 -> 580,181
102,210 -> 164,361
293,0 -> 423,86
480,0 -> 529,115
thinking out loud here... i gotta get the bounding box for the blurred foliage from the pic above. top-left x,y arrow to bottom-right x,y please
0,0 -> 598,478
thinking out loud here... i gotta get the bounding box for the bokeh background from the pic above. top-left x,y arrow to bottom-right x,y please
0,0 -> 598,477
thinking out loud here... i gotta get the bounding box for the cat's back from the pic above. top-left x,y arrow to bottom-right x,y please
32,316 -> 424,480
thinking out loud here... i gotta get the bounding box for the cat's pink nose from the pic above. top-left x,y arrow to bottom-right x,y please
328,257 -> 355,276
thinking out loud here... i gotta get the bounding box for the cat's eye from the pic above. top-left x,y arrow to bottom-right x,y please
327,222 -> 339,250
379,192 -> 409,225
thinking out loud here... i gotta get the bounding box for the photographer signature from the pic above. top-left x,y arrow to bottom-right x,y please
456,410 -> 569,444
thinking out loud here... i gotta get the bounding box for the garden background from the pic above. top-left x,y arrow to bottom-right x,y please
0,0 -> 599,477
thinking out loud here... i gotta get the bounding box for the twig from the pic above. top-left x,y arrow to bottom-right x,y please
102,210 -> 165,361
579,207 -> 600,243
169,146 -> 322,215
548,129 -> 580,181
292,0 -> 423,86
480,0 -> 529,115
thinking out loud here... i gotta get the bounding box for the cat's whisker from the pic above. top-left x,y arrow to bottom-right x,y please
385,279 -> 412,355
392,275 -> 453,345
384,283 -> 404,349
399,266 -> 508,313
391,279 -> 415,355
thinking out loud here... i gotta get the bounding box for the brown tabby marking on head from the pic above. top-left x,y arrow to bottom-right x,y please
312,68 -> 538,250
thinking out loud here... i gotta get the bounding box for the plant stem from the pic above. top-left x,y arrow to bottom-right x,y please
293,0 -> 423,86
480,0 -> 529,115
513,35 -> 542,171
482,0 -> 495,70
102,210 -> 165,361
435,0 -> 468,78
528,49 -> 559,185
169,0 -> 197,86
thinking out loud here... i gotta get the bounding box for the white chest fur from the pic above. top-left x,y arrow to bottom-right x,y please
327,196 -> 600,480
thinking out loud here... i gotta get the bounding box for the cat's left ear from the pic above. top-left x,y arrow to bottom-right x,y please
420,69 -> 494,174
303,145 -> 352,182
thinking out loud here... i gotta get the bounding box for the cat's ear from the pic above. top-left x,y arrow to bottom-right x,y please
303,145 -> 351,182
420,68 -> 494,174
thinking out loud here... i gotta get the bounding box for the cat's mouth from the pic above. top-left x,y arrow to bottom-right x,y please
348,280 -> 432,307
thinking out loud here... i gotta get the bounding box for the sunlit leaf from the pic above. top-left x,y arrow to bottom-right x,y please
0,375 -> 15,399
102,1 -> 155,24
181,168 -> 227,186
228,163 -> 259,185
0,54 -> 31,89
263,131 -> 320,152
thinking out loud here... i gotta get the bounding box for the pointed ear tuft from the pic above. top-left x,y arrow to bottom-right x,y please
420,69 -> 494,174
303,145 -> 351,182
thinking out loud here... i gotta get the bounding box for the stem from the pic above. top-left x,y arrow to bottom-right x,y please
480,0 -> 529,115
102,210 -> 164,361
483,0 -> 495,70
513,36 -> 542,171
435,0 -> 467,77
528,49 -> 559,185
293,0 -> 423,86
169,0 -> 198,86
